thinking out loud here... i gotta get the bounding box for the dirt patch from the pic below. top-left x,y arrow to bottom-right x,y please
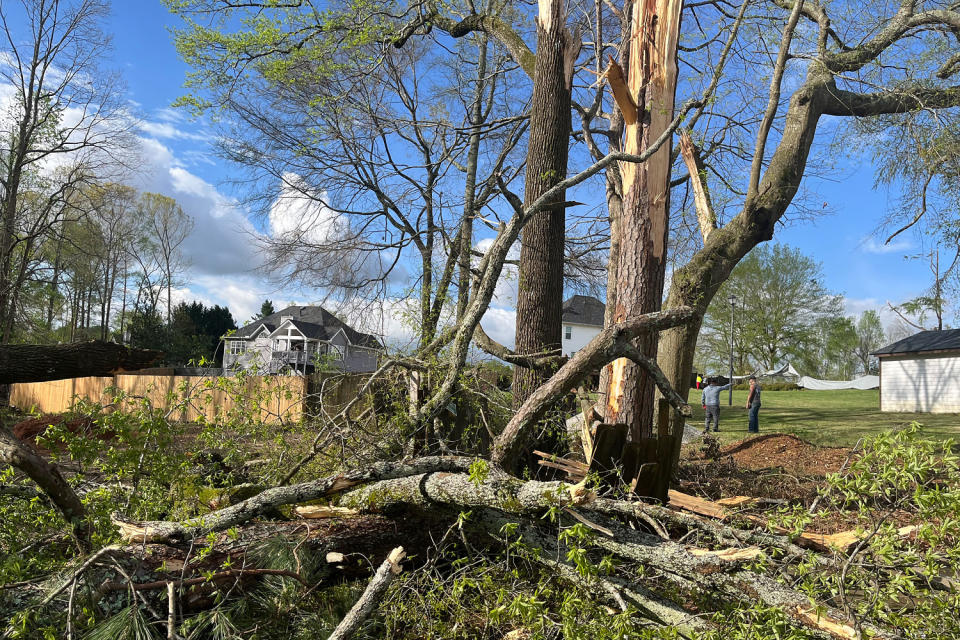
676,434 -> 855,505
11,413 -> 104,445
720,434 -> 853,476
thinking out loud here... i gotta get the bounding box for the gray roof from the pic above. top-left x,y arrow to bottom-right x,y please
231,306 -> 382,349
562,295 -> 605,327
872,328 -> 960,356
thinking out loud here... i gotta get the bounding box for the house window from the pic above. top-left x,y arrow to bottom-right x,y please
330,344 -> 345,360
229,340 -> 246,355
564,326 -> 572,340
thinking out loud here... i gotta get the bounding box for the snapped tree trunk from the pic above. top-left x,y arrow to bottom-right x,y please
602,0 -> 682,441
512,0 -> 574,412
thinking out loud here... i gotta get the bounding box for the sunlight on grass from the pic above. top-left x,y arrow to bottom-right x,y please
687,388 -> 960,447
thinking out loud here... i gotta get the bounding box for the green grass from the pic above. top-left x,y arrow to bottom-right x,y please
688,388 -> 960,447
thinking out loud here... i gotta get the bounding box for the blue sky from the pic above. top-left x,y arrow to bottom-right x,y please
89,3 -> 940,343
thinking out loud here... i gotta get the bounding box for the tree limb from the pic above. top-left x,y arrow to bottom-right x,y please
327,547 -> 405,640
492,307 -> 696,469
0,427 -> 89,548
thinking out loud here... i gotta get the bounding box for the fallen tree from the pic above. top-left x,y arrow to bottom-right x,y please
0,340 -> 162,385
59,457 -> 911,639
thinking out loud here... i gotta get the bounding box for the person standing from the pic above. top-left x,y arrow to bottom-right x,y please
746,375 -> 762,433
700,377 -> 731,433
696,374 -> 702,390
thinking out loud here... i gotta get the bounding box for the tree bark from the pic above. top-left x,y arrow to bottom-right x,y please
112,457 -> 479,543
657,69 -> 835,469
512,0 -> 574,411
603,0 -> 683,441
0,340 -> 162,385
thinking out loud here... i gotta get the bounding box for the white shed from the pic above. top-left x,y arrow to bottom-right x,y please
872,329 -> 960,413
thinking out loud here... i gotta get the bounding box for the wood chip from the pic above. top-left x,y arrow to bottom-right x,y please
667,490 -> 729,519
688,546 -> 763,561
795,605 -> 859,639
567,480 -> 596,506
295,505 -> 359,519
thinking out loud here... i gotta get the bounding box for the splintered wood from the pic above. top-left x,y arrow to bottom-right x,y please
667,490 -> 920,553
295,505 -> 359,519
537,399 -> 676,503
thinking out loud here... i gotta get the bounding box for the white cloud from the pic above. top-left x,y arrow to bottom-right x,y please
189,275 -> 269,323
859,235 -> 914,255
138,119 -> 210,142
480,306 -> 516,350
132,136 -> 262,278
170,286 -> 215,310
475,237 -> 520,308
268,175 -> 344,244
841,295 -> 926,335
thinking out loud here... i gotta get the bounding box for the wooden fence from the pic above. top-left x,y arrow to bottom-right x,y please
10,374 -> 309,423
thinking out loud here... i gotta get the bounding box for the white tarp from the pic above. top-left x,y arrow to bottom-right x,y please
798,375 -> 879,390
762,363 -> 801,379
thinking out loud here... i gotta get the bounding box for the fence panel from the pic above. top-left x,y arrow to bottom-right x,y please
10,374 -> 308,424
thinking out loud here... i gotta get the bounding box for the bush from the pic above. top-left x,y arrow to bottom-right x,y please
733,381 -> 801,391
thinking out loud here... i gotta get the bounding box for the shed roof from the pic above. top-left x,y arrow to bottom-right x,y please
562,295 -> 605,327
871,328 -> 960,357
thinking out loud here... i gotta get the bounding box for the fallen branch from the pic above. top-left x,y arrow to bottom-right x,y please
112,457 -> 480,542
41,545 -> 127,606
98,568 -> 307,593
0,427 -> 90,549
327,546 -> 405,640
339,471 -> 897,639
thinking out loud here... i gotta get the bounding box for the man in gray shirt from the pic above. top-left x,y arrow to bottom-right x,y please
700,377 -> 732,432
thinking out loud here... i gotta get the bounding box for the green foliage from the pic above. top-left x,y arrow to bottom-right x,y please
854,310 -> 885,375
129,301 -> 237,366
84,605 -> 160,640
697,243 -> 843,374
700,605 -> 814,640
377,544 -> 676,640
166,0 -> 395,117
770,424 -> 960,638
468,459 -> 489,487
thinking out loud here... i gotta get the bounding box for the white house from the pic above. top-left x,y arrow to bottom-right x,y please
872,329 -> 960,413
223,306 -> 382,374
562,295 -> 605,357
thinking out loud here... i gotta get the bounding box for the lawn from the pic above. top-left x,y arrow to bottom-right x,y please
688,388 -> 960,447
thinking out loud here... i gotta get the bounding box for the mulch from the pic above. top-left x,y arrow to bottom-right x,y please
720,434 -> 854,476
11,413 -> 102,444
676,433 -> 856,505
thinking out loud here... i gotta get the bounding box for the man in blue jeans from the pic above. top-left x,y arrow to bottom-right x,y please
700,377 -> 731,432
746,375 -> 762,433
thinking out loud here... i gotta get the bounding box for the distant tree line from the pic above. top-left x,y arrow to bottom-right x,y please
128,300 -> 236,366
695,243 -> 887,379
